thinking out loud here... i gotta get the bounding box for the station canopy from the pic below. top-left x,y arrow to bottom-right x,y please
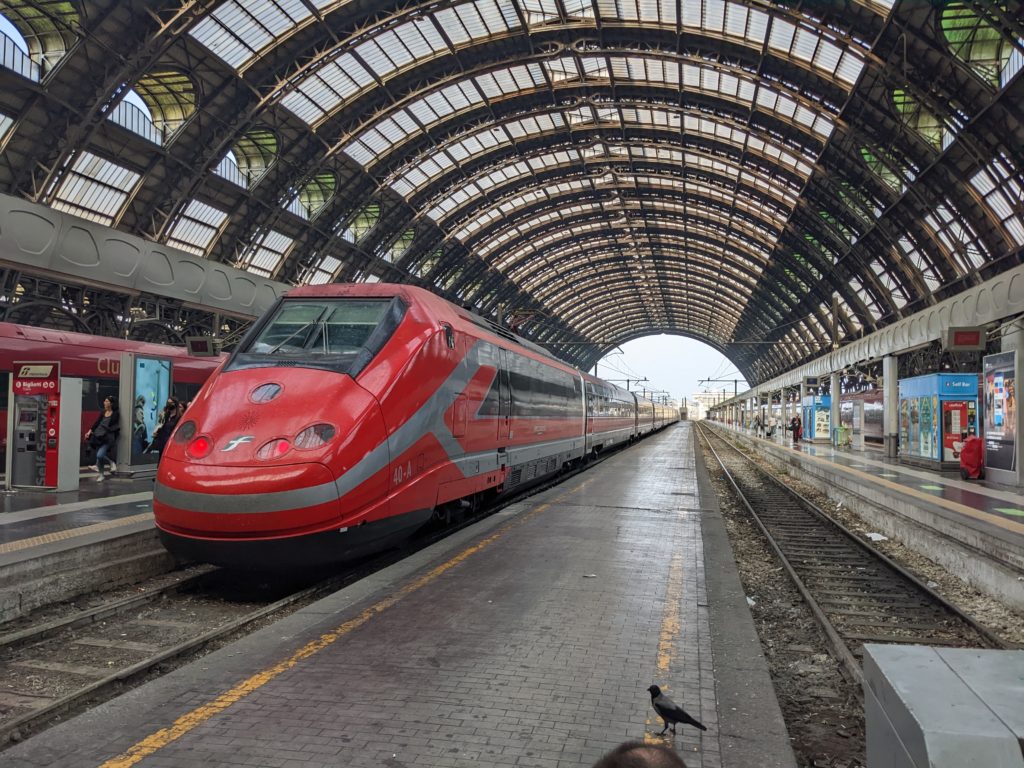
0,0 -> 1021,381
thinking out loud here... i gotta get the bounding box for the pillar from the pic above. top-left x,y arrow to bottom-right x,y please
831,371 -> 842,447
883,355 -> 898,458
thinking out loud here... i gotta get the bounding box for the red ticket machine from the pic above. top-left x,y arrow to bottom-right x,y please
6,362 -> 82,491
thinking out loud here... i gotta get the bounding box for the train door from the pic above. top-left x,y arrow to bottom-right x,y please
498,349 -> 511,445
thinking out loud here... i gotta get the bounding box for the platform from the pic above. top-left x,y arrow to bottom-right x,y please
0,474 -> 169,623
720,424 -> 1024,613
3,423 -> 796,768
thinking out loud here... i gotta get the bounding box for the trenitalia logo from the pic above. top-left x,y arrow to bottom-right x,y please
18,364 -> 55,378
221,436 -> 255,452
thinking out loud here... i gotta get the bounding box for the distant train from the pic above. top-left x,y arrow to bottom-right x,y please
0,322 -> 223,469
154,284 -> 677,569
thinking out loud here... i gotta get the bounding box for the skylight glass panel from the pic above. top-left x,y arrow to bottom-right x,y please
0,113 -> 13,141
476,63 -> 546,98
520,0 -> 560,25
970,158 -> 1024,247
837,296 -> 862,332
166,199 -> 228,257
387,103 -> 820,205
924,201 -> 988,271
857,0 -> 896,12
764,17 -> 864,90
357,31 -> 411,74
279,0 -> 516,125
544,58 -> 580,82
190,0 -> 319,70
301,254 -> 342,286
279,54 -> 373,124
214,154 -> 247,188
895,236 -> 941,292
835,50 -> 866,85
51,152 -> 141,226
238,229 -> 292,278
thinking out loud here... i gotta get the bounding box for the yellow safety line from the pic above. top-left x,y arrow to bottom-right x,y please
794,448 -> 1024,535
99,482 -> 590,768
645,549 -> 685,743
0,513 -> 153,555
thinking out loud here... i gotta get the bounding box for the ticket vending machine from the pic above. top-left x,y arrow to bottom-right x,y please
5,362 -> 82,491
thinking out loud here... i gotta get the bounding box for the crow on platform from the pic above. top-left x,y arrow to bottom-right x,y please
647,685 -> 707,735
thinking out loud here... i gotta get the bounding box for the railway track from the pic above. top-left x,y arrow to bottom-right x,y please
0,565 -> 355,746
696,423 -> 1009,687
0,438 -> 626,748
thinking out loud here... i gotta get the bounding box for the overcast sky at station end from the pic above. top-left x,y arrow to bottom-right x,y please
594,334 -> 749,406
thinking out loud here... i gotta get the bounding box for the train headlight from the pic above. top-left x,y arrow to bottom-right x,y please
256,438 -> 291,460
187,435 -> 214,459
174,420 -> 197,444
294,424 -> 336,449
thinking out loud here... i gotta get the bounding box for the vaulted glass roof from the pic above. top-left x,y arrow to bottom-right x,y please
1,0 -> 1021,381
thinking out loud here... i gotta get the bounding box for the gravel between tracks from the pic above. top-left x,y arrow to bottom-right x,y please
704,448 -> 865,767
701,428 -> 1023,768
742,442 -> 1024,645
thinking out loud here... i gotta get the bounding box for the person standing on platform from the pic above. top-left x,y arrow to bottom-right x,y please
86,396 -> 120,480
789,415 -> 802,445
150,399 -> 184,456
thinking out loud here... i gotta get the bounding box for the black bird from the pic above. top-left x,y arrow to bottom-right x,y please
647,685 -> 707,735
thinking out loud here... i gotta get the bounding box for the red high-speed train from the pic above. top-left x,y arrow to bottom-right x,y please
154,284 -> 676,568
0,322 -> 222,469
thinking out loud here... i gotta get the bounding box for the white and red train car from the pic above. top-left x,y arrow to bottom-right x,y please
0,322 -> 221,469
153,284 -> 676,568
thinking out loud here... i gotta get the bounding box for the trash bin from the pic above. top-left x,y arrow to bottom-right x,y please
834,426 -> 850,447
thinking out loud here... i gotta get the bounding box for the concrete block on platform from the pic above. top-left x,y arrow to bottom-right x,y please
863,644 -> 1024,768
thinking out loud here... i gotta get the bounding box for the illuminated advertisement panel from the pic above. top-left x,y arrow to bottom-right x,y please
131,357 -> 172,466
983,351 -> 1016,472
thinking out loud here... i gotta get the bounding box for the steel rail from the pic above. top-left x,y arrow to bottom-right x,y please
695,422 -> 1011,690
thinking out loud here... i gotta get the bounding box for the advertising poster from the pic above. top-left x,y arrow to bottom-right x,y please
918,396 -> 933,458
899,399 -> 909,453
909,398 -> 920,455
814,406 -> 829,439
132,357 -> 172,465
984,351 -> 1016,472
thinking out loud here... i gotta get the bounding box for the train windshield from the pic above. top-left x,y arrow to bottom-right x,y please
228,297 -> 406,375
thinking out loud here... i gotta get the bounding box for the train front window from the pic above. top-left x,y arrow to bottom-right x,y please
229,298 -> 406,375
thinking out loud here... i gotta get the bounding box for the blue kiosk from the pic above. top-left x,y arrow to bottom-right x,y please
898,373 -> 979,469
801,394 -> 831,443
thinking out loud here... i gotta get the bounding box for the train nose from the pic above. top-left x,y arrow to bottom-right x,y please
153,368 -> 391,539
154,459 -> 343,536
164,369 -> 380,467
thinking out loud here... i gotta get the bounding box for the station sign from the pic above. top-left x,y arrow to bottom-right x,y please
12,361 -> 61,396
186,337 -> 222,357
944,326 -> 986,351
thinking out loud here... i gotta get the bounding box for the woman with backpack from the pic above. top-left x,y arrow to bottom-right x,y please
85,396 -> 120,480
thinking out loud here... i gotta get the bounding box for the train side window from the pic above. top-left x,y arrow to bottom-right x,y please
442,324 -> 455,349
